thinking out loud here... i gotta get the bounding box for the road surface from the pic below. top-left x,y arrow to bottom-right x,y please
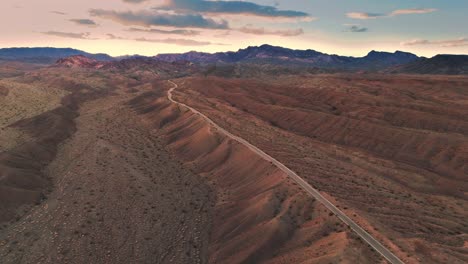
167,80 -> 405,264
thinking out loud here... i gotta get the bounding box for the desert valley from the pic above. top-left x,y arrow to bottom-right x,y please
0,44 -> 466,264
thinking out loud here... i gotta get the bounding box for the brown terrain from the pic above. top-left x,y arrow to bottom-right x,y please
171,74 -> 468,263
0,60 -> 467,264
54,55 -> 107,69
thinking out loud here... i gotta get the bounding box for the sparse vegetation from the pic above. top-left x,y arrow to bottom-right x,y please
1,61 -> 467,264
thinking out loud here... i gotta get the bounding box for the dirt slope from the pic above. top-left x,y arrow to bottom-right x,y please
171,75 -> 468,264
128,83 -> 382,263
1,71 -> 381,263
0,77 -> 213,263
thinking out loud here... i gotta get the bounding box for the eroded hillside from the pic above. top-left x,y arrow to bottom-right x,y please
171,74 -> 468,264
1,63 -> 466,264
128,83 -> 382,263
1,66 -> 384,263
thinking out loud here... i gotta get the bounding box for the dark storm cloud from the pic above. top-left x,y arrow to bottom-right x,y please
89,9 -> 229,29
158,0 -> 309,18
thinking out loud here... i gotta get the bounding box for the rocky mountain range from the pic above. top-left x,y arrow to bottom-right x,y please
154,44 -> 420,70
389,54 -> 468,75
11,45 -> 468,74
0,47 -> 113,64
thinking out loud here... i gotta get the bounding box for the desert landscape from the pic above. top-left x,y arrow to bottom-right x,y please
170,74 -> 468,263
0,0 -> 468,264
0,48 -> 467,263
0,60 -> 384,263
1,1 -> 468,263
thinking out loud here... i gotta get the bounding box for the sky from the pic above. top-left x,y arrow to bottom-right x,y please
0,0 -> 467,57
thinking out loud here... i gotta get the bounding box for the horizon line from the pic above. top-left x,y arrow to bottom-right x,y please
1,44 -> 467,59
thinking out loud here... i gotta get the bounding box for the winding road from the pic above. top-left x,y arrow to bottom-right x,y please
167,80 -> 405,264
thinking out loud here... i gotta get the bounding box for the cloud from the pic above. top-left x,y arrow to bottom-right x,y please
123,0 -> 149,3
69,19 -> 98,26
401,39 -> 430,46
343,24 -> 368,33
157,0 -> 310,18
106,33 -> 225,46
348,8 -> 437,19
106,34 -> 125,40
401,38 -> 468,47
237,25 -> 303,37
214,31 -> 231,38
41,31 -> 94,39
135,37 -> 215,46
127,27 -> 200,36
346,12 -> 384,20
390,8 -> 437,16
90,9 -> 229,29
51,11 -> 67,15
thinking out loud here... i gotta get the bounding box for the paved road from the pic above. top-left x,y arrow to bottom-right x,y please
167,80 -> 405,264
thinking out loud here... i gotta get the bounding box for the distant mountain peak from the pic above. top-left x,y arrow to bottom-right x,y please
55,55 -> 107,69
395,50 -> 409,54
364,50 -> 419,63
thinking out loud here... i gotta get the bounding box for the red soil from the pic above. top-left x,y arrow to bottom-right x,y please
128,84 -> 383,263
171,74 -> 468,264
